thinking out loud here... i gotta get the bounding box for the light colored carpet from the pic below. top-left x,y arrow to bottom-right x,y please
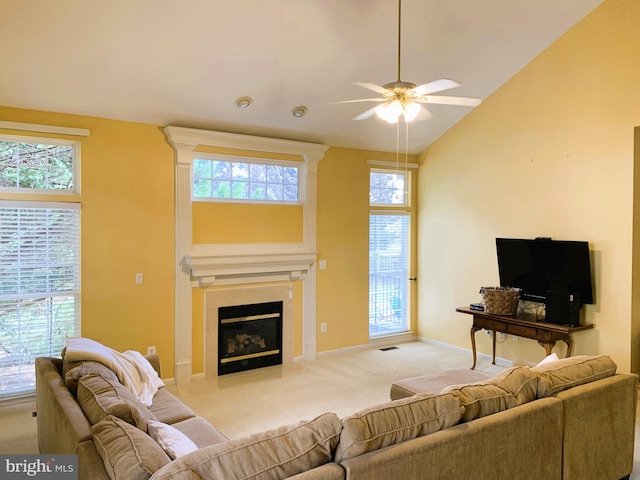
0,340 -> 638,479
165,341 -> 505,440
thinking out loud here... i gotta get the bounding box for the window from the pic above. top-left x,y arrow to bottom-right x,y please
0,202 -> 81,397
0,135 -> 79,193
370,169 -> 408,206
0,134 -> 81,398
369,168 -> 411,337
193,156 -> 301,203
369,213 -> 410,336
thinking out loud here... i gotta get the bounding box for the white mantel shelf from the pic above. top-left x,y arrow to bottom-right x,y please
186,247 -> 317,287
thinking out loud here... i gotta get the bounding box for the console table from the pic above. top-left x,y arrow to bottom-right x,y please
456,306 -> 594,369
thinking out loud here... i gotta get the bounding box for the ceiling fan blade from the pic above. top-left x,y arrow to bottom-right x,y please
353,105 -> 380,121
330,98 -> 387,105
422,95 -> 482,107
410,79 -> 461,96
354,82 -> 389,95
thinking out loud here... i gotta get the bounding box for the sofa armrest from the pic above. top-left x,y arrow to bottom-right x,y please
35,357 -> 92,454
77,440 -> 111,480
555,373 -> 638,480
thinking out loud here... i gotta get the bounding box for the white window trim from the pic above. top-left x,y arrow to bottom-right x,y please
0,133 -> 81,195
192,153 -> 306,205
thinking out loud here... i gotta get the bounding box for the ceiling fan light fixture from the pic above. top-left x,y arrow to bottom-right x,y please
376,100 -> 403,123
403,101 -> 421,122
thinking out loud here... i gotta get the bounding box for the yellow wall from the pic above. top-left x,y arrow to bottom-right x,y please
0,105 -> 419,379
0,106 -> 176,376
417,0 -> 640,371
317,147 -> 418,351
193,202 -> 304,244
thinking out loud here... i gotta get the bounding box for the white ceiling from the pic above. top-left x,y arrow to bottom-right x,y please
0,0 -> 604,154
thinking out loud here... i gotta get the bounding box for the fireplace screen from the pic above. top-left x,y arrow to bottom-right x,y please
218,301 -> 283,375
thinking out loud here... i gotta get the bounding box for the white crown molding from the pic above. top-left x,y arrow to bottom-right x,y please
165,126 -> 329,160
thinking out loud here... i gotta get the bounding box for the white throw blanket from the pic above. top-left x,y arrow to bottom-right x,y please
65,337 -> 164,407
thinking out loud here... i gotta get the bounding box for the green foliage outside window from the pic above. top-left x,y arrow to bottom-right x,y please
0,140 -> 75,191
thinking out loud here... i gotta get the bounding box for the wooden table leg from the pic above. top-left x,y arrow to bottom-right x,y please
470,326 -> 481,369
538,341 -> 556,356
492,330 -> 496,365
563,336 -> 574,357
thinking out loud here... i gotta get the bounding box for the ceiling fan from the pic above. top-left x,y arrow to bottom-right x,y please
339,0 -> 482,123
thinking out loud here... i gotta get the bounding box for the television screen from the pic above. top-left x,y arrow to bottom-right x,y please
495,238 -> 594,304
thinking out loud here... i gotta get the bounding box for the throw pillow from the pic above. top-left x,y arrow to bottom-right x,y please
149,412 -> 341,480
442,366 -> 537,422
92,415 -> 170,480
63,359 -> 120,396
335,392 -> 463,462
537,353 -> 559,366
147,420 -> 198,460
531,354 -> 617,397
77,373 -> 156,431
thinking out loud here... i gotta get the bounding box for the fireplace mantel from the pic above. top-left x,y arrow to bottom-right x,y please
165,126 -> 328,384
186,244 -> 317,287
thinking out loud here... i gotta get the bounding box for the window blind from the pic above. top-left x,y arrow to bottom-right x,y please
369,213 -> 409,336
0,202 -> 80,397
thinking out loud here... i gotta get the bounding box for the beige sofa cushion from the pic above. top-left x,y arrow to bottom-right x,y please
148,387 -> 195,425
531,354 -> 617,397
442,366 -> 537,422
149,412 -> 342,480
335,392 -> 463,462
92,415 -> 170,480
77,373 -> 156,431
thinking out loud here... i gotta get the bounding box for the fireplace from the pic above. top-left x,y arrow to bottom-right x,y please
205,284 -> 294,379
218,301 -> 283,375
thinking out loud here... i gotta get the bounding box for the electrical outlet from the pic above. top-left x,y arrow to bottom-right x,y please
497,332 -> 506,341
511,335 -> 519,342
484,330 -> 492,337
320,323 -> 327,333
319,260 -> 327,270
136,273 -> 144,284
147,346 -> 156,355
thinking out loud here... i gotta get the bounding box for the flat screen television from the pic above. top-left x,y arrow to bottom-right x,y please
495,238 -> 594,305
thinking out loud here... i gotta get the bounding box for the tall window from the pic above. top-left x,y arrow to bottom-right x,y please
193,156 -> 301,203
369,169 -> 410,337
0,135 -> 80,398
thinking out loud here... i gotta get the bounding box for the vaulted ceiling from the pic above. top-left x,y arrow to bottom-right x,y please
0,0 -> 604,153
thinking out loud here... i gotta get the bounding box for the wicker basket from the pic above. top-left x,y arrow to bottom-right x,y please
480,287 -> 521,315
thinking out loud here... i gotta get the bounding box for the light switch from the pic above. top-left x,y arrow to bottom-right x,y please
319,260 -> 327,270
135,273 -> 144,284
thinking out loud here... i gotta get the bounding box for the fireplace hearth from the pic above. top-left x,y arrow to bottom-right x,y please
218,301 -> 283,375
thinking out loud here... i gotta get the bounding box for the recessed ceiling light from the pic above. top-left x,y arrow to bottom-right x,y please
235,97 -> 253,108
291,106 -> 308,118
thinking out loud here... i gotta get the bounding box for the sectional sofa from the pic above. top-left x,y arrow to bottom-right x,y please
35,352 -> 637,480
